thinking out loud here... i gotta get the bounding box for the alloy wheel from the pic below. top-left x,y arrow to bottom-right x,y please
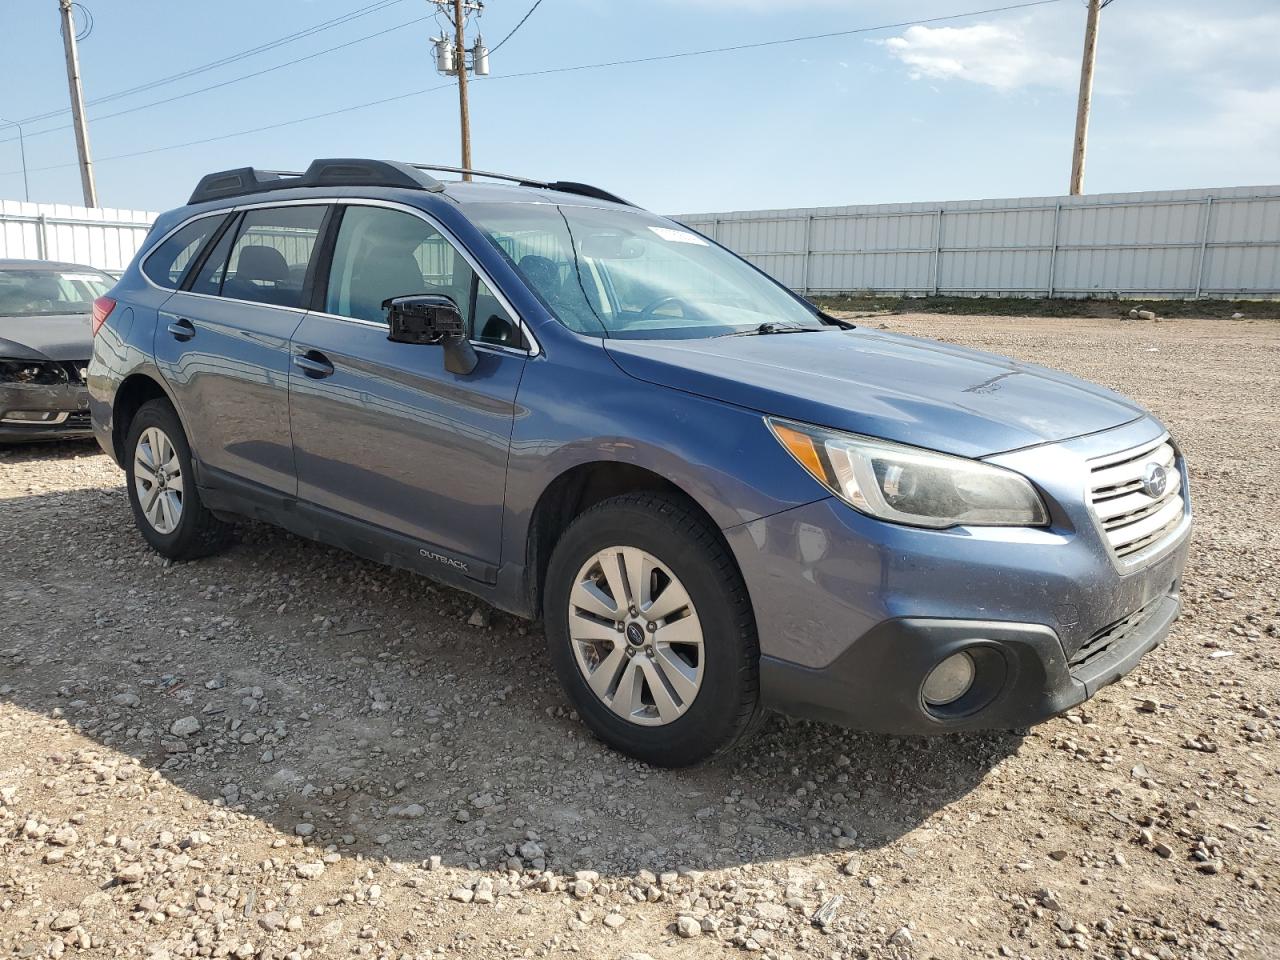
568,546 -> 704,726
134,426 -> 184,535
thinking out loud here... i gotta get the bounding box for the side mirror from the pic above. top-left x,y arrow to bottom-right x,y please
383,294 -> 478,375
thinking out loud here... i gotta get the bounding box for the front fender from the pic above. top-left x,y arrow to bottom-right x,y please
500,335 -> 829,565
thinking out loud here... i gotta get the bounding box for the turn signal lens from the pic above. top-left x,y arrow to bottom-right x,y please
91,296 -> 116,337
772,422 -> 826,479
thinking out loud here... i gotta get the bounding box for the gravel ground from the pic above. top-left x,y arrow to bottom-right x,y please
1,313 -> 1276,960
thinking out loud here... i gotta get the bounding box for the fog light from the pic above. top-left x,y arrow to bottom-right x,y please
2,410 -> 68,424
922,651 -> 976,706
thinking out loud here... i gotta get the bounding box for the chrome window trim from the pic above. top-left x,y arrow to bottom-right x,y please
139,211 -> 233,293
304,310 -> 536,360
137,197 -> 540,357
161,288 -> 312,316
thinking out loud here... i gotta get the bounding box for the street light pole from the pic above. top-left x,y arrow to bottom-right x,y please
0,117 -> 29,202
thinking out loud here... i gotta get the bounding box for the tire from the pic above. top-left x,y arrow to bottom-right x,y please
544,493 -> 762,767
124,398 -> 232,560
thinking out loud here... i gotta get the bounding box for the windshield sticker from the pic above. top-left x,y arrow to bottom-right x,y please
60,274 -> 106,283
648,226 -> 708,246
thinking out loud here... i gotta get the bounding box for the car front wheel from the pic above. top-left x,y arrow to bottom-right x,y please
544,493 -> 762,767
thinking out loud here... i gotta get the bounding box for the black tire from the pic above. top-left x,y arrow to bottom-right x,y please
544,493 -> 762,767
123,398 -> 232,560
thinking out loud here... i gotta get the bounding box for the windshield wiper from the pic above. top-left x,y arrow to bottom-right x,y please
717,322 -> 829,338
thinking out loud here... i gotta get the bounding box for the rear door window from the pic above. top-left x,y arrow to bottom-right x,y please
142,215 -> 227,289
207,206 -> 326,308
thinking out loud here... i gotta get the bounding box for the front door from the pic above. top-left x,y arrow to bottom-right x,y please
287,203 -> 531,575
154,204 -> 328,494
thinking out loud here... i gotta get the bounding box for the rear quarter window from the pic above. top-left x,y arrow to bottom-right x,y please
142,215 -> 228,289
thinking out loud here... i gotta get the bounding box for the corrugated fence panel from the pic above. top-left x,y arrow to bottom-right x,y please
0,200 -> 156,271
677,185 -> 1280,299
3,188 -> 1277,299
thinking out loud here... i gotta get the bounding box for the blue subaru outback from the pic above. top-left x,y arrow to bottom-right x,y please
89,159 -> 1192,766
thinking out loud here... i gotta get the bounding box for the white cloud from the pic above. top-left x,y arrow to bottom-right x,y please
1179,86 -> 1280,153
880,22 -> 1076,92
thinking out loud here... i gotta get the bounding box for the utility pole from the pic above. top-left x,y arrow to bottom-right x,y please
58,0 -> 98,207
1069,0 -> 1104,196
431,1 -> 487,180
453,0 -> 472,179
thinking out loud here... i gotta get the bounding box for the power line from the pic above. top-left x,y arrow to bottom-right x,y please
482,0 -> 1065,80
2,15 -> 431,145
16,0 -> 410,125
2,85 -> 456,178
491,0 -> 545,53
0,0 -> 1067,180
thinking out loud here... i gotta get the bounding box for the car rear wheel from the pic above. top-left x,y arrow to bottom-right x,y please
545,493 -> 762,766
124,399 -> 231,560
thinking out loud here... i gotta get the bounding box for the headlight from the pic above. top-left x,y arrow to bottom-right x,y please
0,359 -> 67,385
767,417 -> 1049,529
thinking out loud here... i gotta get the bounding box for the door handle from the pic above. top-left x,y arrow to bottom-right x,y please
292,351 -> 335,379
166,318 -> 196,341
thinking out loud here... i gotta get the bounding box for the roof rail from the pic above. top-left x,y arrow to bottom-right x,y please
188,159 -> 445,206
409,163 -> 547,186
188,157 -> 633,208
408,163 -> 634,206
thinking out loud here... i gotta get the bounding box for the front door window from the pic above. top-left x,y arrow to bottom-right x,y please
325,206 -> 524,349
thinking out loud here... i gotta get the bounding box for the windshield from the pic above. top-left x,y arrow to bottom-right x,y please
463,202 -> 827,340
0,268 -> 112,318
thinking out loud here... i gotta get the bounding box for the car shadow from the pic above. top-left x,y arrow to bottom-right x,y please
0,482 -> 1023,877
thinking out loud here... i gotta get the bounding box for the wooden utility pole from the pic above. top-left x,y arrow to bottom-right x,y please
1069,0 -> 1103,196
453,0 -> 472,180
58,0 -> 98,207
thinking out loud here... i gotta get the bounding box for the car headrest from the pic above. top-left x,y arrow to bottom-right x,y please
235,245 -> 290,285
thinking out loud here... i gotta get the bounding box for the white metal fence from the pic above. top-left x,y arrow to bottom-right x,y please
0,200 -> 156,273
677,185 -> 1280,299
5,185 -> 1279,298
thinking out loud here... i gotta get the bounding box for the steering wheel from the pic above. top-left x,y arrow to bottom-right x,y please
638,296 -> 688,321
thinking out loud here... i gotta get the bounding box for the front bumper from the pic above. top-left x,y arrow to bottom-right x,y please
759,592 -> 1180,734
726,416 -> 1192,734
0,382 -> 92,442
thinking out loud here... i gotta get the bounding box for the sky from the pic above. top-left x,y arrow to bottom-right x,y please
0,0 -> 1277,215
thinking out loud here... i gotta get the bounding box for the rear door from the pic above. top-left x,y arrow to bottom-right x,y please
154,203 -> 329,494
287,201 -> 531,576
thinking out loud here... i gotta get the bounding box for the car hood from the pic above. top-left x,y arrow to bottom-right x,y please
0,313 -> 93,362
605,328 -> 1146,458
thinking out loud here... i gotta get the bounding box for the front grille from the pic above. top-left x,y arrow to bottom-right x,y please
1088,435 -> 1186,562
1070,600 -> 1158,670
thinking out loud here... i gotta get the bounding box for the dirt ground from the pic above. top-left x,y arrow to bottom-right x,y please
1,313 -> 1276,960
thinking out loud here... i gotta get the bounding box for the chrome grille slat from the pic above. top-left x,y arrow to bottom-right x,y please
1090,442 -> 1175,494
1096,468 -> 1184,525
1087,435 -> 1187,563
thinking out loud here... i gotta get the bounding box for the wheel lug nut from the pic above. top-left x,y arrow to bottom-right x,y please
628,606 -> 638,618
646,621 -> 657,632
615,622 -> 625,632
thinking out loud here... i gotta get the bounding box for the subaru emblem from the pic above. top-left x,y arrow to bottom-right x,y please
1140,462 -> 1168,499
